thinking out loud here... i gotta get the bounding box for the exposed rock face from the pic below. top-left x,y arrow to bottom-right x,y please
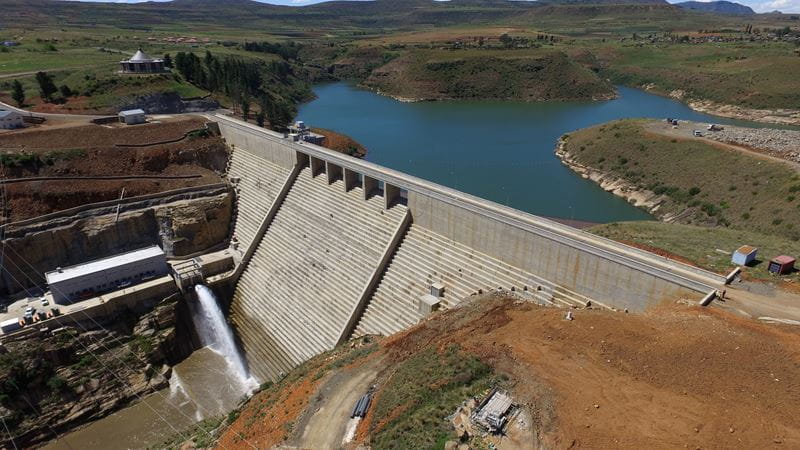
0,191 -> 232,297
555,138 -> 669,217
0,296 -> 190,449
119,92 -> 220,114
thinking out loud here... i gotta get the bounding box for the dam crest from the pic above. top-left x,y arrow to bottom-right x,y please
214,114 -> 725,382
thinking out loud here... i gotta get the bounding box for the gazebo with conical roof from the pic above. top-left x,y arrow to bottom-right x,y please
120,48 -> 166,74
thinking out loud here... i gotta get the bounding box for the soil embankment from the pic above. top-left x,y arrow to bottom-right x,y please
204,294 -> 800,449
0,118 -> 227,222
311,127 -> 367,158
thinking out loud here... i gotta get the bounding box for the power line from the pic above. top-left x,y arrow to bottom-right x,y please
0,177 -> 198,448
1,415 -> 18,450
2,237 -> 254,450
0,161 -> 257,450
0,258 -> 193,448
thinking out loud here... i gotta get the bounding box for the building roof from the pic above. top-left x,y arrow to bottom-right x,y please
121,48 -> 163,64
735,245 -> 757,255
1,318 -> 20,327
119,109 -> 145,117
772,255 -> 796,265
45,246 -> 165,285
130,49 -> 153,61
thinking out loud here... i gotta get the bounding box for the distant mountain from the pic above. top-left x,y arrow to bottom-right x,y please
540,0 -> 669,4
675,1 -> 755,15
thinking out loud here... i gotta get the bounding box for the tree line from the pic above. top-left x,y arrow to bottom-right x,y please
173,50 -> 296,131
9,72 -> 75,107
242,41 -> 302,61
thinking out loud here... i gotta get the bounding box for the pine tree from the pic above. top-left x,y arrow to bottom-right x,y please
35,71 -> 58,103
11,80 -> 25,107
241,96 -> 250,122
163,53 -> 172,68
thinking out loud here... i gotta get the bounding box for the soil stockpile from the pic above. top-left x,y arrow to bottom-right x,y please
206,294 -> 800,449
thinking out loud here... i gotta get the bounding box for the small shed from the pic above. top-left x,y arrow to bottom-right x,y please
768,255 -> 796,275
732,245 -> 758,266
118,109 -> 146,125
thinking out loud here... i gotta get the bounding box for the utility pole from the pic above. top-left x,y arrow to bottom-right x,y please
115,187 -> 126,222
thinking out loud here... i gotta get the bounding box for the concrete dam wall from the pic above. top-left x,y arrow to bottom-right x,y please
215,115 -> 725,382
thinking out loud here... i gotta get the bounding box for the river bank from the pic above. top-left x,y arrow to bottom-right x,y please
0,295 -> 195,449
657,87 -> 800,127
554,137 -> 668,219
554,119 -> 800,240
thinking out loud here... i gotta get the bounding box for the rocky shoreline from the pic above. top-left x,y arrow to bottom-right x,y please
669,89 -> 800,127
365,85 -> 618,104
555,137 -> 681,222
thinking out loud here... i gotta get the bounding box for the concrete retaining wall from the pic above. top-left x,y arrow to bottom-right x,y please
214,114 -> 724,313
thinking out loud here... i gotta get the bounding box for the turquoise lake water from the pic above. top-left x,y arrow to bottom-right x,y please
297,83 -> 772,223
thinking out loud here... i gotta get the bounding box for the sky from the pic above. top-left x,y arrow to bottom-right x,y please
67,0 -> 800,14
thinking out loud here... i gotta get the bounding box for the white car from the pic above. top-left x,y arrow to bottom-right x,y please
41,297 -> 49,307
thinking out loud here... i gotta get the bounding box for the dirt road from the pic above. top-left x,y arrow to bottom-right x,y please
644,119 -> 800,171
293,357 -> 381,449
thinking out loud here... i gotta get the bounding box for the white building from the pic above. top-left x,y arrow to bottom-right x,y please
120,49 -> 166,74
45,246 -> 169,305
119,109 -> 146,125
0,110 -> 23,129
288,121 -> 326,145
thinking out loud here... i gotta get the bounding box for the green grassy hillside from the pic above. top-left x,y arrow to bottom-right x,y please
590,221 -> 800,281
597,42 -> 800,110
561,119 -> 800,240
363,49 -> 615,101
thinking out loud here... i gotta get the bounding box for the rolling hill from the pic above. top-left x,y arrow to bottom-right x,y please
676,1 -> 755,15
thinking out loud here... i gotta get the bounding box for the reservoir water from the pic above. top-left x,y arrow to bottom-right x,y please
298,83 -> 774,223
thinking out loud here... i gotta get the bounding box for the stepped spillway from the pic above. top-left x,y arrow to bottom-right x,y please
228,147 -> 291,250
354,224 -> 599,338
229,166 -> 407,381
216,115 -> 727,384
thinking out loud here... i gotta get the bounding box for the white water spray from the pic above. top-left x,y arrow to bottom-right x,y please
191,284 -> 257,394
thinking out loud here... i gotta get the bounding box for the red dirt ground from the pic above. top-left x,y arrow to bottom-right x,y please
228,295 -> 800,449
212,295 -> 800,449
216,375 -> 323,449
391,298 -> 800,449
0,119 -> 227,222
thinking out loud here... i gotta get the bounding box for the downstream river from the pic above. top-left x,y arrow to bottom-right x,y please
298,83 -> 771,223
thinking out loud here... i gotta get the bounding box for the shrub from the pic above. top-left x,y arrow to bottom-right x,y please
47,375 -> 67,392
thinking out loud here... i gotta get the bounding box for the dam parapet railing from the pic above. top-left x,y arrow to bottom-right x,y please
213,114 -> 725,312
